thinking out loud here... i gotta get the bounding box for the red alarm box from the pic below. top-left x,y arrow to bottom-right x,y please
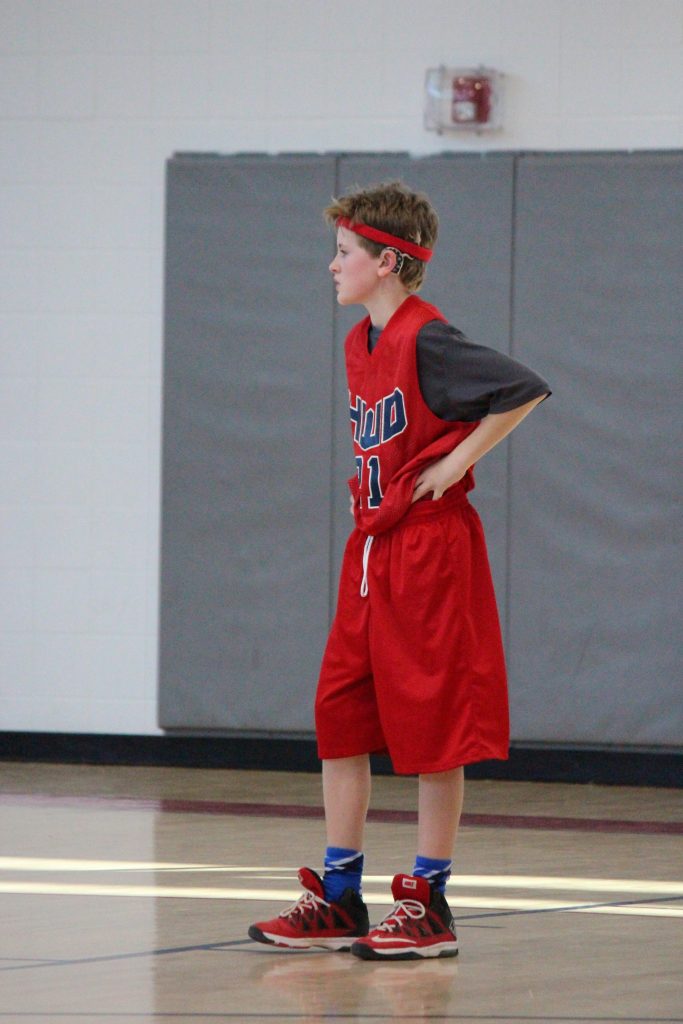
452,73 -> 492,125
425,66 -> 502,133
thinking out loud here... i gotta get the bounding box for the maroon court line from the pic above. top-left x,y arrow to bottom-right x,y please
0,792 -> 681,835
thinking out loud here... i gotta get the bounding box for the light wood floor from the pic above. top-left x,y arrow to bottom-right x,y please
0,763 -> 681,1023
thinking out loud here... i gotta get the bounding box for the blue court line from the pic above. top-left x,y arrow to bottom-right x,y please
0,1013 -> 681,1022
0,939 -> 251,974
0,957 -> 63,963
456,891 -> 683,923
0,893 -> 680,976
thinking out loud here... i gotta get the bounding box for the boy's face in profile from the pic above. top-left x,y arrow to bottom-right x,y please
329,226 -> 384,307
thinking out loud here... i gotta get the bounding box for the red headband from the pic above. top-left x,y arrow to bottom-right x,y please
336,216 -> 433,262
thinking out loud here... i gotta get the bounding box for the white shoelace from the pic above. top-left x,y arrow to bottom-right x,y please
360,534 -> 374,597
279,888 -> 328,920
375,898 -> 426,931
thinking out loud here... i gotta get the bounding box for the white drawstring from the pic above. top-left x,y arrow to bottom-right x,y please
360,535 -> 374,597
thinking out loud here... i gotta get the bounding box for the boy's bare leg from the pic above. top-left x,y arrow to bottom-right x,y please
349,768 -> 464,960
322,754 -> 371,850
417,766 -> 465,859
248,754 -> 371,947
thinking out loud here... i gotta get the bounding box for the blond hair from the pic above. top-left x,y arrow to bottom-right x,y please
324,180 -> 438,292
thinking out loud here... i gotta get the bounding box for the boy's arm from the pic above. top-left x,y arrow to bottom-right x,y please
412,395 -> 546,503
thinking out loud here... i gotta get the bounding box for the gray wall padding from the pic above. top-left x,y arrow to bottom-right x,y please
508,153 -> 683,745
159,151 -> 682,748
159,155 -> 336,731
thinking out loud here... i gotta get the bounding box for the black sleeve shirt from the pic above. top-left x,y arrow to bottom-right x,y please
368,319 -> 551,421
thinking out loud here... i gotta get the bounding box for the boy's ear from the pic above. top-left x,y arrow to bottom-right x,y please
377,247 -> 398,277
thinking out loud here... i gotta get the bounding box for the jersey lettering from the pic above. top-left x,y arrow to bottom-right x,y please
355,453 -> 384,509
367,455 -> 383,508
360,400 -> 382,450
382,388 -> 407,441
349,387 -> 408,451
349,392 -> 363,444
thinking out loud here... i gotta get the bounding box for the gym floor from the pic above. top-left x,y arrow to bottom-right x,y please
0,763 -> 681,1023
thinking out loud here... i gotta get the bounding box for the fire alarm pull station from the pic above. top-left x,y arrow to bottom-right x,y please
424,66 -> 502,133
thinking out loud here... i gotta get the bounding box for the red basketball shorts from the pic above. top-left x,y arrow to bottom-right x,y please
315,489 -> 509,774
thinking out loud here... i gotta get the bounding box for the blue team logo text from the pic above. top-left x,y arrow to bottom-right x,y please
349,387 -> 408,451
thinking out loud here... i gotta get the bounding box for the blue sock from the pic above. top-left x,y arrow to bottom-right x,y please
413,854 -> 452,894
323,847 -> 364,902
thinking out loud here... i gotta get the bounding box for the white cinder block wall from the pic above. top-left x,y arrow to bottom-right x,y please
1,0 -> 682,735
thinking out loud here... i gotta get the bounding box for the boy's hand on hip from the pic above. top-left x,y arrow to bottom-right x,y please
411,399 -> 547,505
412,454 -> 467,503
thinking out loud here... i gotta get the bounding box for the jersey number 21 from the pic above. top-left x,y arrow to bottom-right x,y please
355,454 -> 383,509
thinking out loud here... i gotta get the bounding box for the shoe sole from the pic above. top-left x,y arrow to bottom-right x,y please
248,925 -> 357,951
350,940 -> 459,961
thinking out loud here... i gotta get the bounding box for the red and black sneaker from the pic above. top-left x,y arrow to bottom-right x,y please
350,874 -> 458,961
248,867 -> 369,951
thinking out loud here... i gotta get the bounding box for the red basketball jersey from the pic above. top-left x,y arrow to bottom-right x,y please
346,295 -> 480,535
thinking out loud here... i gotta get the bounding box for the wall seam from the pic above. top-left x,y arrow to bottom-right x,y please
504,154 -> 520,650
327,155 -> 342,628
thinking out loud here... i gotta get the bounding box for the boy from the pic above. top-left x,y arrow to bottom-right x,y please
249,181 -> 550,960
